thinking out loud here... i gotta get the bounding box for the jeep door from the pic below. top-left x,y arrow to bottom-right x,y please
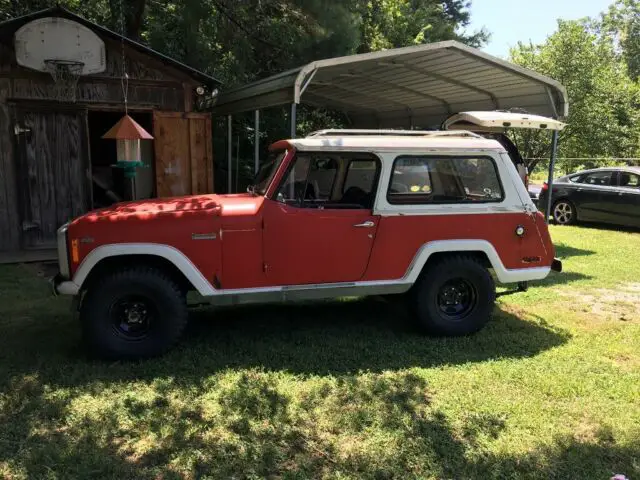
262,152 -> 381,285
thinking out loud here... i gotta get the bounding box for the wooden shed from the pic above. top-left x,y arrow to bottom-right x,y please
0,7 -> 220,262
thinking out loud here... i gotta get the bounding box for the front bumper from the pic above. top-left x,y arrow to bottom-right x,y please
51,273 -> 80,296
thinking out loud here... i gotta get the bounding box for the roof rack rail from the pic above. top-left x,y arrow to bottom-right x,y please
306,129 -> 483,139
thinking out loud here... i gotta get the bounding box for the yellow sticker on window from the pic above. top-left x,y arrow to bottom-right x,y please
410,185 -> 420,192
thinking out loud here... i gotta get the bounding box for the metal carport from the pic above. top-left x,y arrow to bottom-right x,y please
212,40 -> 568,216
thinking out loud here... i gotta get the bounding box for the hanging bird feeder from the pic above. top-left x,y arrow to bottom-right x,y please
102,114 -> 153,178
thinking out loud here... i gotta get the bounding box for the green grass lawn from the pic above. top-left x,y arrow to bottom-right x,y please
0,225 -> 638,479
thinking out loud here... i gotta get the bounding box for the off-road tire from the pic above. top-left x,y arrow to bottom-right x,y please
552,199 -> 576,225
410,255 -> 495,336
80,267 -> 188,359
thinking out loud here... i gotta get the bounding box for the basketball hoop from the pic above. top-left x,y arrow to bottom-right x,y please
44,59 -> 84,102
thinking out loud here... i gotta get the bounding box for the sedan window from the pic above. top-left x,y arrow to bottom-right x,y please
578,171 -> 614,186
619,172 -> 640,188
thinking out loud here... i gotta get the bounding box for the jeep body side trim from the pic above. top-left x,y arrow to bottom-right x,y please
55,239 -> 550,301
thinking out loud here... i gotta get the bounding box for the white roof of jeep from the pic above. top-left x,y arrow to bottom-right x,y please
287,130 -> 506,152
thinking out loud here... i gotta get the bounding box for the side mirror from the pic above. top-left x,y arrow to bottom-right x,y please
276,192 -> 285,203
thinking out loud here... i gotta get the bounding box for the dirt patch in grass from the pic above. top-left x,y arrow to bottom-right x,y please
565,283 -> 640,323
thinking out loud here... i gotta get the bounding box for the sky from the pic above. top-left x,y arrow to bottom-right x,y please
467,0 -> 614,58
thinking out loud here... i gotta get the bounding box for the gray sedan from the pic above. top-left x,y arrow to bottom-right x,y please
537,167 -> 640,227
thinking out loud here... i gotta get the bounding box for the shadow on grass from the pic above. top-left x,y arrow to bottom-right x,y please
571,221 -> 640,234
0,369 -> 636,479
528,270 -> 592,289
173,298 -> 571,375
0,297 -> 570,381
554,242 -> 596,259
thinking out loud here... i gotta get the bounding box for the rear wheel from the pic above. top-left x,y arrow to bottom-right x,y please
410,255 -> 495,336
80,267 -> 188,359
552,199 -> 576,225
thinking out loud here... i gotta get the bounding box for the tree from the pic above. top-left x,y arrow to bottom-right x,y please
356,0 -> 488,53
509,19 -> 640,174
600,0 -> 640,81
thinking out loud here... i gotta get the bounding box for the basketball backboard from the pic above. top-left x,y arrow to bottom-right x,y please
14,17 -> 106,75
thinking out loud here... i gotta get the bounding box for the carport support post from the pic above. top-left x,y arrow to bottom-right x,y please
227,115 -> 232,193
290,103 -> 297,138
289,103 -> 297,198
254,110 -> 260,174
545,129 -> 559,224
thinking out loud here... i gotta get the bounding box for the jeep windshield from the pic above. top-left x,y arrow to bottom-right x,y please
250,150 -> 287,195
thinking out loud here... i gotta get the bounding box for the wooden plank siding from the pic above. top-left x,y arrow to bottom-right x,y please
14,107 -> 90,249
154,112 -> 213,198
0,78 -> 21,251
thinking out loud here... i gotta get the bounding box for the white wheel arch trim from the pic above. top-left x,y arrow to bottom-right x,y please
69,243 -> 216,296
58,240 -> 550,298
401,239 -> 550,284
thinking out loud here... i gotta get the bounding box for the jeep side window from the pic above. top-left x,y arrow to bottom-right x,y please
275,155 -> 339,207
276,155 -> 311,205
307,156 -> 339,203
388,156 -> 503,204
340,159 -> 378,209
275,153 -> 379,209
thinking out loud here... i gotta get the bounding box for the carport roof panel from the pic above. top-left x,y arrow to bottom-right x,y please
212,41 -> 568,125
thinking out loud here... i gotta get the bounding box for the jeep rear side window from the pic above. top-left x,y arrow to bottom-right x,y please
388,156 -> 504,204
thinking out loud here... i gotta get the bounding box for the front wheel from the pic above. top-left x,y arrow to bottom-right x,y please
552,199 -> 576,225
410,255 -> 495,336
80,267 -> 188,359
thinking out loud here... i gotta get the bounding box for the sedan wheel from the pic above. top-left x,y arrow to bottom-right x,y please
553,200 -> 575,225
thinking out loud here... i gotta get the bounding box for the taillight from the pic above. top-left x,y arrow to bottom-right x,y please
541,182 -> 549,191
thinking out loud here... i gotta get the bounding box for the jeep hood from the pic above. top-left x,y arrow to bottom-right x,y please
75,193 -> 263,222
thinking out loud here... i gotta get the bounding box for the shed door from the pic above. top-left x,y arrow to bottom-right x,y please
153,112 -> 213,197
13,106 -> 90,249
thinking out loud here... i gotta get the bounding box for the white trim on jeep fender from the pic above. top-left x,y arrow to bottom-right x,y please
57,240 -> 549,300
69,243 -> 217,296
401,239 -> 550,284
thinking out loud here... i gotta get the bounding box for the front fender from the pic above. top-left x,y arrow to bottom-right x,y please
68,243 -> 216,296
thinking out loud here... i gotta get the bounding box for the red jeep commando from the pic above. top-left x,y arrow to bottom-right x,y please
54,129 -> 561,359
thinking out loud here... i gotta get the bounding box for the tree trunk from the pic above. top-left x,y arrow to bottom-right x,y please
108,0 -> 146,40
127,0 -> 147,40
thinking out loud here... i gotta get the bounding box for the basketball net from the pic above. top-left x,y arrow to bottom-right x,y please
44,59 -> 84,102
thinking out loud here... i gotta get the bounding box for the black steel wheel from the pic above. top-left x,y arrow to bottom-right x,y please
411,255 -> 495,336
436,278 -> 478,321
80,267 -> 188,359
110,295 -> 157,340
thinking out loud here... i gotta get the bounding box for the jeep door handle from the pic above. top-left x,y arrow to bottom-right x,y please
353,221 -> 375,228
